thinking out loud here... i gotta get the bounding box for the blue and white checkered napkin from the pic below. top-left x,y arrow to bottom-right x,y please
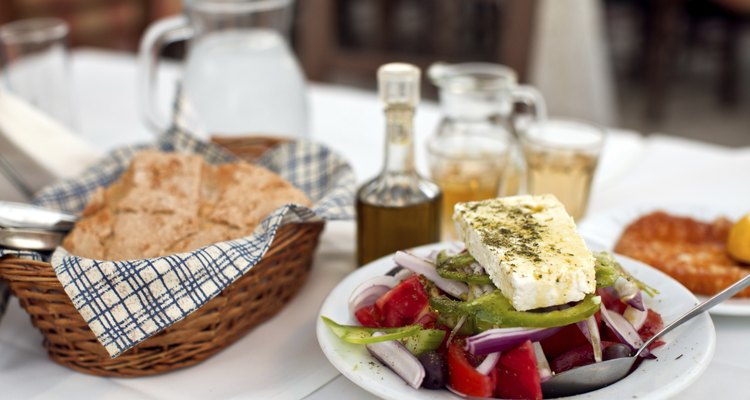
13,129 -> 355,357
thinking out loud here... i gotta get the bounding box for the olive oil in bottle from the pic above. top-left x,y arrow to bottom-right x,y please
356,63 -> 442,266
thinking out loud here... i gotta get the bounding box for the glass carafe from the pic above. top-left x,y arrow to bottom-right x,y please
428,62 -> 546,198
139,0 -> 308,140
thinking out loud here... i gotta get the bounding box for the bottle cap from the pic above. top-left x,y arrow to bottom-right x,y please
378,63 -> 420,106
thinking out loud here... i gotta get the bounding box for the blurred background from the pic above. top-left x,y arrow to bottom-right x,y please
0,0 -> 747,146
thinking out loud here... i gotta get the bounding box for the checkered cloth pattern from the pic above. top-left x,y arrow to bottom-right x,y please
1,128 -> 355,357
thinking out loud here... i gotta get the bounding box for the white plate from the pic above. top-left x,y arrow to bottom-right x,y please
317,242 -> 715,400
579,203 -> 750,316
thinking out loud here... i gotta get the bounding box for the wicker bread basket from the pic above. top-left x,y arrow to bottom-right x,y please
0,137 -> 325,377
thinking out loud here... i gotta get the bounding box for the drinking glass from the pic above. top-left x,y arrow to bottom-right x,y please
0,17 -> 75,128
427,131 -> 511,240
519,119 -> 605,220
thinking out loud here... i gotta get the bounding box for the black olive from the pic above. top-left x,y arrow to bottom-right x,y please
603,343 -> 633,360
418,351 -> 447,389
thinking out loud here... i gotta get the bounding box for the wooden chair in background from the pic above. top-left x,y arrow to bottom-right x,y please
296,0 -> 538,91
642,0 -> 747,120
0,0 -> 181,51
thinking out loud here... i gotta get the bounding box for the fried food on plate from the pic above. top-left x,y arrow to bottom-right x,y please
615,211 -> 750,297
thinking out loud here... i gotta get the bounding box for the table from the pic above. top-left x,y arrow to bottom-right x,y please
1,49 -> 749,399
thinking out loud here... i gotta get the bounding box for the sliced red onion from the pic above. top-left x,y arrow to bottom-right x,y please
625,291 -> 645,311
348,275 -> 398,313
532,342 -> 552,382
393,268 -> 413,282
468,284 -> 496,300
613,278 -> 645,311
394,251 -> 469,298
366,332 -> 425,389
447,315 -> 467,345
469,262 -> 486,275
469,285 -> 486,300
600,303 -> 644,351
613,277 -> 638,297
465,327 -> 561,356
476,351 -> 501,375
624,305 -> 648,331
575,320 -> 589,341
577,315 -> 603,362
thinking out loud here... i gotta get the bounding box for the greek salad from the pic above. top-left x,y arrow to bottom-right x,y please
322,248 -> 663,399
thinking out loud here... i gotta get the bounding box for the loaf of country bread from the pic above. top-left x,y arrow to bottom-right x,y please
62,150 -> 312,261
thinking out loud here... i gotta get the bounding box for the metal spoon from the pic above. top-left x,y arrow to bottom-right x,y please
0,226 -> 65,251
0,201 -> 77,231
542,273 -> 750,398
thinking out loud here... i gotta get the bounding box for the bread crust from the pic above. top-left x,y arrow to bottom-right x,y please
614,211 -> 750,297
63,151 -> 312,261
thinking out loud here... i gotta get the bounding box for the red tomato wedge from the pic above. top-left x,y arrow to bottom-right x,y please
354,305 -> 381,328
597,287 -> 627,314
447,341 -> 495,397
374,275 -> 432,328
638,309 -> 665,350
494,340 -> 543,400
539,323 -> 591,360
549,341 -> 618,373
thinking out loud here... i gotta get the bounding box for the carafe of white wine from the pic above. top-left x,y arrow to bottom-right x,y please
139,0 -> 308,140
427,62 -> 546,196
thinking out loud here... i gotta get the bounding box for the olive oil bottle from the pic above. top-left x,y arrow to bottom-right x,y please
356,63 -> 442,266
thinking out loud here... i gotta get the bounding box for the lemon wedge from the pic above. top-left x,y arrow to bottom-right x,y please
728,212 -> 750,263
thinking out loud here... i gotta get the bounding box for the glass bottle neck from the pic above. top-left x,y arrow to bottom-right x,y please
382,105 -> 416,175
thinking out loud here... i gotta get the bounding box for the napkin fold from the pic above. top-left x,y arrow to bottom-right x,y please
3,128 -> 355,357
0,90 -> 102,194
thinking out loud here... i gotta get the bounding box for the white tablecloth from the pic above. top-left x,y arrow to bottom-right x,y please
0,49 -> 749,399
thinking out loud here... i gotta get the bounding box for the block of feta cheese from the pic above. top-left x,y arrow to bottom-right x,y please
453,194 -> 596,311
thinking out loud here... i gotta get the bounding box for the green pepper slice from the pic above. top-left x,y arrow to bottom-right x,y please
436,251 -> 493,285
594,253 -> 620,289
594,251 -> 658,296
320,316 -> 421,344
430,291 -> 601,334
401,329 -> 446,356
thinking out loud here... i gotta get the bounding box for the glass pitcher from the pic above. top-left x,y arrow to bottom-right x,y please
139,0 -> 308,140
427,62 -> 546,199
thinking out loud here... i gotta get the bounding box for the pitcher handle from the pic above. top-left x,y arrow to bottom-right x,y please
138,15 -> 193,134
510,85 -> 547,122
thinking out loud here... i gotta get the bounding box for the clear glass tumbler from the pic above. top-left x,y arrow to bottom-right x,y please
520,119 -> 605,220
0,17 -> 75,129
427,131 -> 511,240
